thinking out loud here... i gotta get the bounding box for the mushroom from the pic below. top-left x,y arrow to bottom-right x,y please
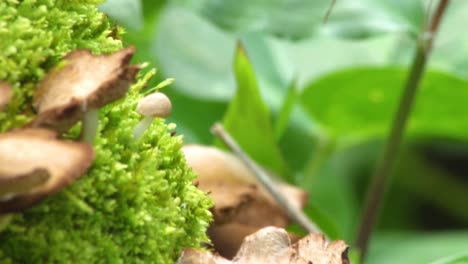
0,82 -> 12,111
133,92 -> 172,140
0,128 -> 95,214
29,47 -> 140,143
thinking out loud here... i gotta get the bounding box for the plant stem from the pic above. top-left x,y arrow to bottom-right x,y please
211,123 -> 322,235
355,0 -> 450,260
323,0 -> 336,24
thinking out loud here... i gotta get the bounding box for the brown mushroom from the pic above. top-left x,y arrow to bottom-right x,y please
0,128 -> 95,213
0,82 -> 12,111
29,47 -> 140,142
133,92 -> 172,140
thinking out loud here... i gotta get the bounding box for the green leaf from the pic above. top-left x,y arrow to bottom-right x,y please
154,5 -> 290,105
174,0 -> 423,40
322,0 -> 424,39
287,201 -> 340,241
300,67 -> 468,143
429,252 -> 468,264
166,89 -> 227,144
304,201 -> 341,240
367,232 -> 468,264
99,0 -> 143,30
274,81 -> 298,140
175,0 -> 330,40
221,43 -> 285,174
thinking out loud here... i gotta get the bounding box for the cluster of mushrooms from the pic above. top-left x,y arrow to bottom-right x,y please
0,47 -> 171,219
1,46 -> 349,263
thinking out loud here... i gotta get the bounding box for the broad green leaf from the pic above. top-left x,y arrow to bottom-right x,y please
304,201 -> 341,240
154,5 -> 290,104
287,200 -> 341,241
166,89 -> 227,144
154,5 -> 235,101
321,0 -> 424,39
367,232 -> 468,264
300,146 -> 360,241
221,43 -> 285,174
394,148 -> 468,223
274,81 -> 298,140
175,0 -> 330,40
99,0 -> 143,30
174,0 -> 422,40
300,67 -> 468,143
429,252 -> 468,264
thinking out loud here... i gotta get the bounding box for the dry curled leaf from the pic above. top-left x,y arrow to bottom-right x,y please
208,223 -> 302,260
0,82 -> 12,111
29,47 -> 139,132
0,128 -> 95,213
178,226 -> 349,264
182,145 -> 308,258
182,145 -> 307,225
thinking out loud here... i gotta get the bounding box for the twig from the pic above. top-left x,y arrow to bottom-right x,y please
211,123 -> 322,235
323,0 -> 337,24
355,0 -> 450,260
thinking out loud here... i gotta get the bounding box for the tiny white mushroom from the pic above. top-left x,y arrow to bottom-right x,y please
133,92 -> 172,140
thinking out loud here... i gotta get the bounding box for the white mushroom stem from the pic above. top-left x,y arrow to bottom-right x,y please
133,116 -> 154,140
81,109 -> 99,144
133,92 -> 172,140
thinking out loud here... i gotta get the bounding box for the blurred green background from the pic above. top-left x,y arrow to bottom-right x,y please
100,0 -> 468,263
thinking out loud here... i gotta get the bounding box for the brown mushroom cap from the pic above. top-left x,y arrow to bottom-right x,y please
0,82 -> 12,111
136,92 -> 172,118
29,47 -> 140,132
0,128 -> 95,213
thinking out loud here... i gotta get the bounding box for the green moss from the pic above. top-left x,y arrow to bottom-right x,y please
0,0 -> 122,131
0,1 -> 212,263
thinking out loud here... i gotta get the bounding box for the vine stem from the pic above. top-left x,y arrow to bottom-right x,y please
355,0 -> 450,260
211,123 -> 322,235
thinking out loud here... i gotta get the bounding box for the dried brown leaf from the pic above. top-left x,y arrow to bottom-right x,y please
183,145 -> 310,259
207,182 -> 257,224
29,47 -> 139,132
0,128 -> 95,213
208,223 -> 302,260
182,145 -> 307,226
178,227 -> 349,264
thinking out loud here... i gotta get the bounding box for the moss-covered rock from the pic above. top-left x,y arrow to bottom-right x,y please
0,1 -> 212,263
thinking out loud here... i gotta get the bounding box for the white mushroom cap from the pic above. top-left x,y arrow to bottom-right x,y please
136,92 -> 172,118
0,82 -> 12,111
0,128 -> 95,213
